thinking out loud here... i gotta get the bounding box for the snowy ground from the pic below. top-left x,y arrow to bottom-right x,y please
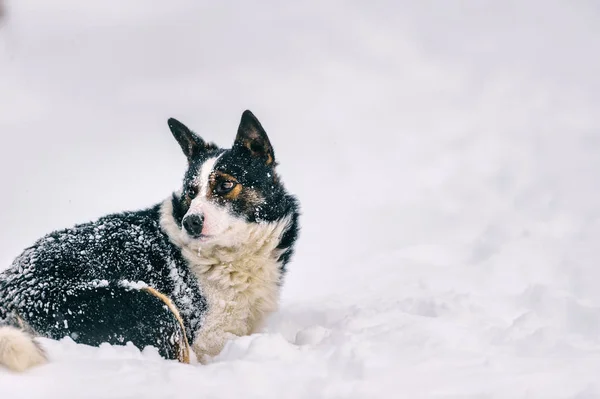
1,1 -> 600,398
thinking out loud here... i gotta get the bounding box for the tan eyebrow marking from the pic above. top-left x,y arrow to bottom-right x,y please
208,171 -> 243,199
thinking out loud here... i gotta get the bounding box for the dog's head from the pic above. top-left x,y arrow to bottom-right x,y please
167,110 -> 296,248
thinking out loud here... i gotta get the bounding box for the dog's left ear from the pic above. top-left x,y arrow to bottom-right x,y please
234,110 -> 275,166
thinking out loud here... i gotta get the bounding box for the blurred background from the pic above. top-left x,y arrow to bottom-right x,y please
2,1 -> 600,396
1,0 -> 600,326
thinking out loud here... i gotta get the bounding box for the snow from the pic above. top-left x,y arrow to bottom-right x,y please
118,280 -> 148,291
1,0 -> 600,398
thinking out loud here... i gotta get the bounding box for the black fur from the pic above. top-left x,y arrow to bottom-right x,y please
234,110 -> 276,165
170,110 -> 299,227
21,283 -> 188,360
0,110 -> 300,360
0,206 -> 205,359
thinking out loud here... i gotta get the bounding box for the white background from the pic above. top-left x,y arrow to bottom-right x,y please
1,1 -> 600,398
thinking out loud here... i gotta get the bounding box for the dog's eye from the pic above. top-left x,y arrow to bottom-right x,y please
216,181 -> 236,195
187,185 -> 199,199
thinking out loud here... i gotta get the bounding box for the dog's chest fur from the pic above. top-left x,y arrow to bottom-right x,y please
160,199 -> 288,361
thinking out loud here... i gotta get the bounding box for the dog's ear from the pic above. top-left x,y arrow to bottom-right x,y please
233,110 -> 275,166
168,118 -> 208,162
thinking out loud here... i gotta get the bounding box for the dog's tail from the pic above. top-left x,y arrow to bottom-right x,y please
0,326 -> 47,372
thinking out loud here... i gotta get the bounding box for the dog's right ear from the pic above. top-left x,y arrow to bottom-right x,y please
167,118 -> 208,163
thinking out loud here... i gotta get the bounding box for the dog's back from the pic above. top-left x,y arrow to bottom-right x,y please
0,205 -> 206,370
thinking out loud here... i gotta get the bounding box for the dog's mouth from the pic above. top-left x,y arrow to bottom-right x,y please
194,234 -> 213,242
200,234 -> 213,242
182,230 -> 213,242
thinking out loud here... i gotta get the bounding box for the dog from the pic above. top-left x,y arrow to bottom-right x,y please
0,110 -> 300,371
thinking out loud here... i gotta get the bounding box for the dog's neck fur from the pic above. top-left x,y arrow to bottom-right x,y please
158,196 -> 290,362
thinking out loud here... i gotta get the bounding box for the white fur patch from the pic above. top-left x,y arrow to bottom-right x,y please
0,326 -> 47,372
197,155 -> 222,197
187,154 -> 236,238
160,197 -> 290,363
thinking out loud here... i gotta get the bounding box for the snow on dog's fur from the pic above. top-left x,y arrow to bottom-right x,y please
0,110 -> 300,371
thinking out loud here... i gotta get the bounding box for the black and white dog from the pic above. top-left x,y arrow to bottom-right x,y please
0,110 -> 300,371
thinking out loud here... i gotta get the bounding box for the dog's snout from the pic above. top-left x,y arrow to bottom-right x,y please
182,214 -> 204,237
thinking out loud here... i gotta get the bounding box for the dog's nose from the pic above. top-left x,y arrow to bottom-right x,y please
182,214 -> 204,237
